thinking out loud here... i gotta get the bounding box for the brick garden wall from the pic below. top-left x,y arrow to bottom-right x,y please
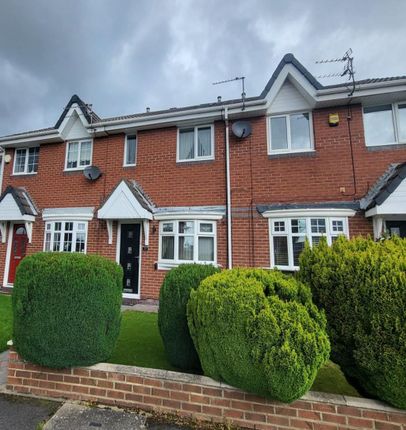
7,350 -> 406,430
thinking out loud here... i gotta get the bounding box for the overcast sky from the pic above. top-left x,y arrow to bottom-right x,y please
0,0 -> 405,136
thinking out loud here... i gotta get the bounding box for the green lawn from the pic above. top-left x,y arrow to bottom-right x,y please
0,295 -> 359,396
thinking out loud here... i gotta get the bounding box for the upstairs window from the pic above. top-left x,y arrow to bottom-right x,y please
13,147 -> 39,174
65,140 -> 92,170
363,104 -> 406,146
269,112 -> 313,153
177,125 -> 214,162
124,135 -> 137,166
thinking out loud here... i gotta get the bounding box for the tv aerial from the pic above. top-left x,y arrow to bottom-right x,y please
212,76 -> 246,110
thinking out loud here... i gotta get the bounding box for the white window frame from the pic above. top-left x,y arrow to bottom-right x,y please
268,111 -> 314,154
43,220 -> 88,253
64,139 -> 93,171
158,219 -> 217,269
363,102 -> 406,147
123,134 -> 137,167
269,216 -> 349,271
13,147 -> 39,175
176,125 -> 215,162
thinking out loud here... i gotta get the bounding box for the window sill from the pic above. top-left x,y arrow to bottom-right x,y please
272,265 -> 300,272
268,150 -> 316,159
176,158 -> 215,166
157,261 -> 217,270
123,164 -> 137,168
10,172 -> 38,177
366,142 -> 406,151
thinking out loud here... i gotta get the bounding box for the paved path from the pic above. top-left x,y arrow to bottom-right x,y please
0,350 -> 9,389
122,303 -> 158,313
0,393 -> 60,430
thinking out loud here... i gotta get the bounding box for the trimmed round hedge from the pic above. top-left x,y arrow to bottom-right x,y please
13,252 -> 123,368
299,235 -> 406,409
158,264 -> 219,371
187,268 -> 330,402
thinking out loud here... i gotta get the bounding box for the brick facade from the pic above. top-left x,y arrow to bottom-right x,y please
7,350 -> 406,430
1,102 -> 406,299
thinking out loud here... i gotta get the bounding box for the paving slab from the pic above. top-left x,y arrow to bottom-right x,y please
0,393 -> 61,430
0,350 -> 8,388
44,402 -> 147,430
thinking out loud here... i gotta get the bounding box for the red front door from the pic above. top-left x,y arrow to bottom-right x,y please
8,224 -> 28,284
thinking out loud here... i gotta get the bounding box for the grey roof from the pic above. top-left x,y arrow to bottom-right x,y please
360,162 -> 406,210
3,54 -> 406,139
257,201 -> 359,214
125,179 -> 155,212
0,186 -> 38,216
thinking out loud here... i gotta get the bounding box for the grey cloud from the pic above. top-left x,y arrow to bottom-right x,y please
0,0 -> 405,135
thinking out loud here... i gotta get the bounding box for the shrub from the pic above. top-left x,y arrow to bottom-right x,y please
158,264 -> 219,371
187,268 -> 330,402
299,236 -> 406,409
13,252 -> 123,368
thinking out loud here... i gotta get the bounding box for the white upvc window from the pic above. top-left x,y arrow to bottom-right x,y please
177,125 -> 214,162
44,221 -> 88,253
13,147 -> 39,174
269,112 -> 313,153
159,220 -> 216,268
363,103 -> 406,147
65,140 -> 92,170
270,217 -> 347,270
124,135 -> 137,166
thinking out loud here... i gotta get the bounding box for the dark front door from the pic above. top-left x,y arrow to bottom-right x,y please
8,224 -> 28,284
386,220 -> 406,238
120,223 -> 141,295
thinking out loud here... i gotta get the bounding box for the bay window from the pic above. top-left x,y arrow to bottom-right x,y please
363,103 -> 406,147
270,217 -> 347,270
159,220 -> 216,267
65,140 -> 92,170
269,112 -> 313,153
177,125 -> 214,162
44,221 -> 88,253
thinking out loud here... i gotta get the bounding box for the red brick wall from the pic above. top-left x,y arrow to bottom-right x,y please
7,351 -> 406,430
1,104 -> 405,298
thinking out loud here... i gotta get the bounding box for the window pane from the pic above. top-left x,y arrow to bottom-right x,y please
63,232 -> 73,252
27,147 -> 39,173
126,136 -> 137,165
45,232 -> 51,251
398,104 -> 406,141
199,223 -> 213,233
198,237 -> 214,261
67,142 -> 79,168
311,236 -> 322,246
273,221 -> 285,232
292,236 -> 305,266
270,117 -> 288,150
53,232 -> 61,251
332,220 -> 344,233
273,236 -> 288,266
76,232 -> 85,253
179,221 -> 194,234
79,141 -> 91,166
291,219 -> 306,234
363,105 -> 395,146
179,129 -> 194,160
162,222 -> 173,232
290,113 -> 311,150
65,222 -> 73,231
179,236 -> 194,260
54,222 -> 62,231
311,218 -> 326,234
197,127 -> 211,157
15,149 -> 26,173
162,236 -> 174,259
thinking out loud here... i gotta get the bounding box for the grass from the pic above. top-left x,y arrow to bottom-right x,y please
0,295 -> 359,396
0,294 -> 12,353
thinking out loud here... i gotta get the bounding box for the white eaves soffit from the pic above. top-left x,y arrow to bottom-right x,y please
98,181 -> 153,221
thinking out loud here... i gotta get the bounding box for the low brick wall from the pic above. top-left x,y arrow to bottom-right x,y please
7,350 -> 406,430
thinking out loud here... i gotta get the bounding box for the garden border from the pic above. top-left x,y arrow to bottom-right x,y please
7,350 -> 406,429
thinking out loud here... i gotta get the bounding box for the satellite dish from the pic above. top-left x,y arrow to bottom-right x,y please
231,121 -> 252,139
83,165 -> 102,181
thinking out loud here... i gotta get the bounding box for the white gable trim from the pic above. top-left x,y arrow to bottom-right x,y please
98,181 -> 153,221
365,177 -> 406,217
0,194 -> 36,222
58,104 -> 91,138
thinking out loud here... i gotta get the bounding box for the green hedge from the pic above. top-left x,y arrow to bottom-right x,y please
13,252 -> 123,368
299,236 -> 406,409
187,268 -> 330,402
158,264 -> 219,371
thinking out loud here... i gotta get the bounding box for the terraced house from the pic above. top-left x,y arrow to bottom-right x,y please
0,53 -> 405,301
